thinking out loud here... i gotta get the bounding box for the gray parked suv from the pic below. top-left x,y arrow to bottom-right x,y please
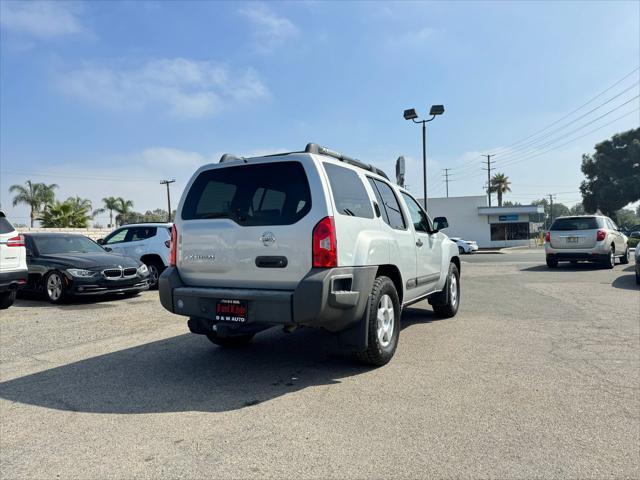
544,215 -> 630,268
160,143 -> 461,365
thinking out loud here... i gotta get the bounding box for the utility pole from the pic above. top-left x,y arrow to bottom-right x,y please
160,179 -> 176,222
481,154 -> 494,206
442,168 -> 452,198
548,194 -> 555,225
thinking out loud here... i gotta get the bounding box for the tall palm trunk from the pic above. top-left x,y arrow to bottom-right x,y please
497,191 -> 503,206
109,209 -> 113,228
30,208 -> 36,228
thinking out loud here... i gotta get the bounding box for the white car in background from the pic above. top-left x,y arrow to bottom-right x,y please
0,210 -> 27,309
97,223 -> 172,289
450,237 -> 479,254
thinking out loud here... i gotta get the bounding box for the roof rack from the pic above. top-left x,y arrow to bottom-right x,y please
305,143 -> 389,180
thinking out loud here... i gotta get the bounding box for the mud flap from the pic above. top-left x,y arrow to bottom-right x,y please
336,295 -> 371,352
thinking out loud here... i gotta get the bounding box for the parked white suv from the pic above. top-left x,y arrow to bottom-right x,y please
98,223 -> 172,288
0,210 -> 27,309
159,144 -> 461,365
544,215 -> 629,268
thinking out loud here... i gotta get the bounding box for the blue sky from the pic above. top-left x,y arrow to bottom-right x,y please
1,0 -> 638,225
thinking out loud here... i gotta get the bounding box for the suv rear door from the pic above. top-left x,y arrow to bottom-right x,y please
177,158 -> 323,290
549,217 -> 601,249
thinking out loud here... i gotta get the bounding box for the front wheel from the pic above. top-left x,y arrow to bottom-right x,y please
45,271 -> 66,304
458,246 -> 464,255
356,276 -> 400,367
0,290 -> 16,309
145,260 -> 164,290
432,263 -> 460,319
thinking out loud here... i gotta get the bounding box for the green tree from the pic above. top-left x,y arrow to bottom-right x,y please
9,180 -> 58,227
580,128 -> 640,220
99,196 -> 121,228
569,203 -> 586,215
614,208 -> 640,229
39,197 -> 93,228
114,198 -> 135,226
489,173 -> 511,206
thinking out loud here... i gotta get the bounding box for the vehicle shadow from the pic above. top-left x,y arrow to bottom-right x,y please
611,273 -> 639,291
0,305 -> 441,414
521,263 -> 608,272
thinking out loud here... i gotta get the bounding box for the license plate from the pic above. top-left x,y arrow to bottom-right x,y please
567,237 -> 579,243
215,299 -> 248,323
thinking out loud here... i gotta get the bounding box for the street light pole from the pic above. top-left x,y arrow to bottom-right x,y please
404,105 -> 445,212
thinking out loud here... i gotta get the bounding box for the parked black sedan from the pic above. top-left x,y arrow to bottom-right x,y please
22,233 -> 150,303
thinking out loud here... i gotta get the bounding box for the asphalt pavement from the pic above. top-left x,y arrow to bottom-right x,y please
1,255 -> 638,479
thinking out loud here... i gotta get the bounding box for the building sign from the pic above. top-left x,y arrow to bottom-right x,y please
498,214 -> 519,222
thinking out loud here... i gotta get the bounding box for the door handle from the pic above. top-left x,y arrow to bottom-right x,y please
416,239 -> 423,247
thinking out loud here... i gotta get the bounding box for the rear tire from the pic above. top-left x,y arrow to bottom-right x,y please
546,256 -> 558,268
458,246 -> 464,255
356,276 -> 400,367
620,247 -> 630,265
206,332 -> 254,347
432,263 -> 460,319
0,290 -> 16,309
602,246 -> 615,269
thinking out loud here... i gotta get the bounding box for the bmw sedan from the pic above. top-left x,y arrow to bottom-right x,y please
22,233 -> 150,303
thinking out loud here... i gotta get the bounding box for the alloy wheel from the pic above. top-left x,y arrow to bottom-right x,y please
449,272 -> 458,307
47,273 -> 63,301
148,264 -> 159,287
376,294 -> 395,348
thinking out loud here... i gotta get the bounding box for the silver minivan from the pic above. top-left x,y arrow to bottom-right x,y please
544,215 -> 629,268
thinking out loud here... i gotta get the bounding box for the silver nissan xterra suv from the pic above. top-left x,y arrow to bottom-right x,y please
159,143 -> 461,365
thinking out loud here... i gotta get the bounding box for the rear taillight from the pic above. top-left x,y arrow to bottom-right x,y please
596,229 -> 606,241
7,234 -> 25,247
545,231 -> 550,243
312,216 -> 337,268
169,226 -> 177,266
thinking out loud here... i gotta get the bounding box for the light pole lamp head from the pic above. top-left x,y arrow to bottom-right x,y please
429,104 -> 445,116
403,108 -> 418,120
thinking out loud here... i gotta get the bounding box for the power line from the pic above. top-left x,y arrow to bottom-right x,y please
483,66 -> 640,155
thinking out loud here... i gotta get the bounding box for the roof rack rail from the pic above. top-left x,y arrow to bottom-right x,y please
219,153 -> 245,163
305,143 -> 389,180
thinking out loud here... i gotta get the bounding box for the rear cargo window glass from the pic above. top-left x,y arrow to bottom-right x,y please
0,215 -> 15,234
550,217 -> 601,230
182,161 -> 311,226
323,163 -> 373,219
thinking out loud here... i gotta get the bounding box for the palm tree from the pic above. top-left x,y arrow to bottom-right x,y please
40,197 -> 92,228
9,181 -> 58,227
490,173 -> 512,207
99,196 -> 121,228
115,197 -> 134,226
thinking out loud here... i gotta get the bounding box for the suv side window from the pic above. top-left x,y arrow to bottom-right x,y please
368,178 -> 406,230
104,228 -> 128,244
401,192 -> 432,233
129,227 -> 157,242
323,163 -> 373,219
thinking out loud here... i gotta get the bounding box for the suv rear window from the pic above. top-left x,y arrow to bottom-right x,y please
323,163 -> 373,219
182,161 -> 312,226
0,215 -> 15,234
550,217 -> 602,230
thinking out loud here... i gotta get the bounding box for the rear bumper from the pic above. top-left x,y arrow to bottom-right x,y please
0,269 -> 28,292
159,266 -> 377,332
546,252 -> 608,262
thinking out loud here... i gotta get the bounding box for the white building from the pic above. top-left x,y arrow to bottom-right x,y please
421,195 -> 544,248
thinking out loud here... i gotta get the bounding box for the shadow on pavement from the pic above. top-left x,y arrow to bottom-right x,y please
0,305 -> 444,414
521,263 -> 608,272
611,273 -> 639,291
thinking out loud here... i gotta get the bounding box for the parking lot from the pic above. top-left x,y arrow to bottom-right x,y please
1,251 -> 638,479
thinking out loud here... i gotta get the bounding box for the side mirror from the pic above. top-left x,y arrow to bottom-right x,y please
433,216 -> 449,232
97,238 -> 105,245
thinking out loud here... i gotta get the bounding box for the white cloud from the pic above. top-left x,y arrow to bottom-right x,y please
386,26 -> 438,50
56,58 -> 269,118
239,3 -> 298,53
0,1 -> 84,38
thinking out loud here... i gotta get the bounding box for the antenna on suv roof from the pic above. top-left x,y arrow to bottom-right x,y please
305,143 -> 389,180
